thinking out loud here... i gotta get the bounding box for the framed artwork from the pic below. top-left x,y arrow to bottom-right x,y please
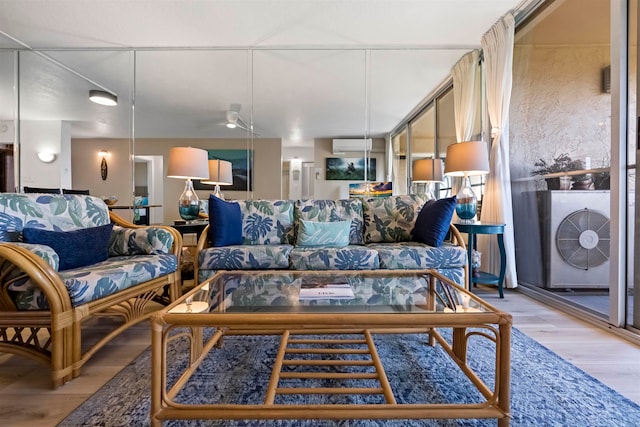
193,149 -> 253,191
349,182 -> 392,198
325,157 -> 376,181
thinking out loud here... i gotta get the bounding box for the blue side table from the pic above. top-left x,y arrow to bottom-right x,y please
453,221 -> 506,298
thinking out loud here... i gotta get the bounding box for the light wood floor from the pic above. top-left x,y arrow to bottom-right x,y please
1,286 -> 639,426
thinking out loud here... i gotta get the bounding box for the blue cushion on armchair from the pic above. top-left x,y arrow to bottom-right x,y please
23,223 -> 114,270
411,196 -> 456,247
208,195 -> 242,246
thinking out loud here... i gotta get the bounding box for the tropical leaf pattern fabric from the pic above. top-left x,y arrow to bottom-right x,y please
0,193 -> 109,233
108,225 -> 174,255
199,244 -> 294,271
289,246 -> 379,270
239,200 -> 295,245
212,272 -> 434,310
362,194 -> 429,243
8,254 -> 178,309
294,199 -> 364,245
368,241 -> 466,268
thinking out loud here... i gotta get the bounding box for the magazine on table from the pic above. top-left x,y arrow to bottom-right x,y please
299,280 -> 355,300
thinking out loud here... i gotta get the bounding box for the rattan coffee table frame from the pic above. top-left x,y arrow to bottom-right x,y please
150,269 -> 512,426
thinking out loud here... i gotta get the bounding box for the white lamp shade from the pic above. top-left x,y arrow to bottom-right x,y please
201,159 -> 233,185
412,158 -> 443,182
167,147 -> 210,179
444,141 -> 490,177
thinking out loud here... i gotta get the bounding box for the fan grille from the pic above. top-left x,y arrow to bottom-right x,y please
556,208 -> 610,270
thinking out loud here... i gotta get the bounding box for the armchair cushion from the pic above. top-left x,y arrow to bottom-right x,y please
23,223 -> 113,270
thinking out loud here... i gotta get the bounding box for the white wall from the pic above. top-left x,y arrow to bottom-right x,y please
21,120 -> 71,189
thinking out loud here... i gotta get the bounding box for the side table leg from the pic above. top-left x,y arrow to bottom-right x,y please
497,233 -> 506,298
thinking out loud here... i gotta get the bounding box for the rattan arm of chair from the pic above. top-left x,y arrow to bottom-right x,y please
0,243 -> 73,313
109,211 -> 184,300
193,224 -> 211,286
448,223 -> 468,289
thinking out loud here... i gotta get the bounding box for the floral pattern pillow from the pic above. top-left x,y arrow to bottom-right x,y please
294,199 -> 364,245
240,200 -> 295,245
363,195 -> 429,243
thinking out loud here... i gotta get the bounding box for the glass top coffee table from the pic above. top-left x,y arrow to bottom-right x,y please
150,269 -> 512,426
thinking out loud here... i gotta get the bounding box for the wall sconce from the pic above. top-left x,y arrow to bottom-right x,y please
98,150 -> 109,181
37,152 -> 57,163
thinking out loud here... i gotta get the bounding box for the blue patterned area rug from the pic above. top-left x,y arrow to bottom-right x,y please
59,328 -> 640,427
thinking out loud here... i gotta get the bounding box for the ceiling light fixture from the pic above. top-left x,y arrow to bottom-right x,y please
89,90 -> 118,106
226,110 -> 239,128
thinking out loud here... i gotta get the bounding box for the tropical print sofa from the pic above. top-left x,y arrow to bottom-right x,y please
196,195 -> 467,287
0,193 -> 182,388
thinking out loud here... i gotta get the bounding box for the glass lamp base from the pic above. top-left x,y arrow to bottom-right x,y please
178,179 -> 200,221
212,184 -> 225,200
456,176 -> 477,223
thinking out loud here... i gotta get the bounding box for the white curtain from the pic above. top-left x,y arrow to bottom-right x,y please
452,49 -> 481,142
450,50 -> 481,205
478,13 -> 518,288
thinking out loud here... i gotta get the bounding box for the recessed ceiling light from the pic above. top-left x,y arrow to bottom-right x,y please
89,90 -> 118,106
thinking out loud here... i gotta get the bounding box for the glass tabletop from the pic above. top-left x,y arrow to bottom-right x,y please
169,270 -> 490,315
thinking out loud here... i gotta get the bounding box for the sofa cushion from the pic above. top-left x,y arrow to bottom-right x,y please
296,220 -> 351,247
198,244 -> 294,271
368,241 -> 467,270
8,253 -> 178,309
362,194 -> 429,243
412,196 -> 457,247
23,223 -> 113,271
295,199 -> 364,245
108,225 -> 175,255
289,246 -> 379,270
239,200 -> 295,245
0,193 -> 110,233
208,195 -> 243,246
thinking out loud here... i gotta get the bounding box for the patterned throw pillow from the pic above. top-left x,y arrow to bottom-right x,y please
23,223 -> 113,270
240,200 -> 295,245
363,195 -> 429,243
296,220 -> 351,247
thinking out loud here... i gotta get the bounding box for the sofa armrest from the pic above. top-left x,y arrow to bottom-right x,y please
448,223 -> 468,286
194,224 -> 211,283
0,242 -> 72,311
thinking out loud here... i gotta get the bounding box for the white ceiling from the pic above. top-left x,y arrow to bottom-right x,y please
0,0 -> 528,147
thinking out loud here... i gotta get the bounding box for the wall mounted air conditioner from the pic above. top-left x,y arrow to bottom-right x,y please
332,138 -> 382,154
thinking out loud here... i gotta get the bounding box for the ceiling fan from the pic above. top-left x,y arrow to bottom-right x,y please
222,103 -> 261,137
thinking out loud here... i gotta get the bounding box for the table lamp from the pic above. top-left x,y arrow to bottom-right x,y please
167,147 -> 209,220
201,159 -> 233,200
444,141 -> 490,222
412,158 -> 444,199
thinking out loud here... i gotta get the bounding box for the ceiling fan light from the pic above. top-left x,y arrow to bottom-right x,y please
89,90 -> 118,106
226,122 -> 237,129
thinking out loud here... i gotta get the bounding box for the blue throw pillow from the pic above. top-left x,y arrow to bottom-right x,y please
411,196 -> 456,247
23,223 -> 114,270
296,220 -> 351,247
208,195 -> 242,246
